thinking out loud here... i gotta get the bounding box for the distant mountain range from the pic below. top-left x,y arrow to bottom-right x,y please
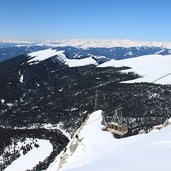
0,39 -> 171,62
1,39 -> 171,48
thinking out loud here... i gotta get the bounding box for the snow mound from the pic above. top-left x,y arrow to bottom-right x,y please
53,110 -> 171,171
99,54 -> 171,84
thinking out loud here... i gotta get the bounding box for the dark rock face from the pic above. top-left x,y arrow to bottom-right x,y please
0,52 -> 171,169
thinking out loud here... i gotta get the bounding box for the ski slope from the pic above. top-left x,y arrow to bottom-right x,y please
99,54 -> 171,84
48,110 -> 171,171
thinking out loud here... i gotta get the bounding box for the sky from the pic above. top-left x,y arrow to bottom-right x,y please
0,0 -> 171,41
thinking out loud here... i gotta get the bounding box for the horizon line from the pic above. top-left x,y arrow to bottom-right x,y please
1,38 -> 171,44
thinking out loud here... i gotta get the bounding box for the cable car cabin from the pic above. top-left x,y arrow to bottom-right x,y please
102,107 -> 128,137
106,122 -> 128,136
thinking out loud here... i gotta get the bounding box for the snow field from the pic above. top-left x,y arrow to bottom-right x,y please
54,110 -> 171,171
5,139 -> 53,171
99,54 -> 171,84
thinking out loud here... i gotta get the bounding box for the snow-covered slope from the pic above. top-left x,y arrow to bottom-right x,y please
28,49 -> 59,64
5,139 -> 53,171
48,110 -> 171,171
54,51 -> 98,67
99,54 -> 171,84
28,49 -> 98,67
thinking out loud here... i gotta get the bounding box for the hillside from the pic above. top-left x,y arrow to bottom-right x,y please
1,49 -> 171,170
48,110 -> 171,171
99,54 -> 171,84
